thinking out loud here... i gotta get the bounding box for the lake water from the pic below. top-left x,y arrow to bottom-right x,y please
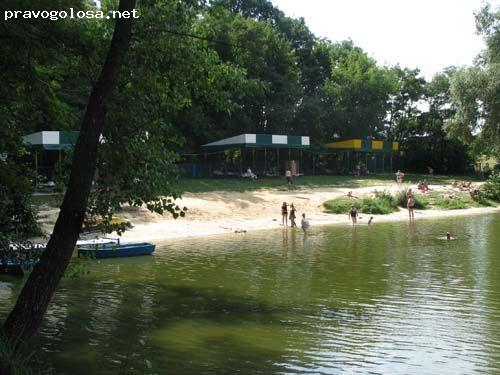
1,214 -> 500,374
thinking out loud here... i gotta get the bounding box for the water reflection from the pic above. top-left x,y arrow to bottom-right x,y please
0,214 -> 499,374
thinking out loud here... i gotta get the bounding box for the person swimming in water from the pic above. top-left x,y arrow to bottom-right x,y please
445,232 -> 455,240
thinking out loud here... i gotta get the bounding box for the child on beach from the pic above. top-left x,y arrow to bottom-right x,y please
301,213 -> 310,233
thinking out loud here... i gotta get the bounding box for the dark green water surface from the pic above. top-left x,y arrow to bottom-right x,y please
1,214 -> 500,374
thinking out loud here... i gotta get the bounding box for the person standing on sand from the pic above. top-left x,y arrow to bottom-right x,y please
348,205 -> 358,225
406,188 -> 413,199
407,196 -> 415,220
301,213 -> 310,233
289,203 -> 297,227
285,169 -> 293,185
281,202 -> 288,227
396,170 -> 405,188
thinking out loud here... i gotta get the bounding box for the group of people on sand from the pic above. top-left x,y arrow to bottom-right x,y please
281,202 -> 309,232
417,180 -> 430,193
451,180 -> 480,197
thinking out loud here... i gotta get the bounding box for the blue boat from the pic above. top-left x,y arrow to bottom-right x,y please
77,242 -> 155,259
0,259 -> 38,276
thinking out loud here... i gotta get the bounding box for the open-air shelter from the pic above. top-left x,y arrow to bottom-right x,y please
22,131 -> 79,187
196,133 -> 311,177
323,138 -> 399,174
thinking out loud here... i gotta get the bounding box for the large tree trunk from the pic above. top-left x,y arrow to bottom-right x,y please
2,0 -> 136,343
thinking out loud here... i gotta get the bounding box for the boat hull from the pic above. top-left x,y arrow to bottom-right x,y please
77,242 -> 155,259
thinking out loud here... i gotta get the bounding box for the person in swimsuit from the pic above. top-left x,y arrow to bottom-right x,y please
289,203 -> 297,227
301,213 -> 310,233
281,202 -> 288,227
348,205 -> 358,225
406,188 -> 413,199
407,196 -> 415,220
368,216 -> 373,225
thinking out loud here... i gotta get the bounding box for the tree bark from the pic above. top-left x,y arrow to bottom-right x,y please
2,0 -> 136,343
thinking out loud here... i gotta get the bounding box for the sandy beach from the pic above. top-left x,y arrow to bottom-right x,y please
34,182 -> 499,243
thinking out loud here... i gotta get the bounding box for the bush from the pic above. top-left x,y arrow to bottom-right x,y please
471,191 -> 494,207
395,190 -> 427,209
323,191 -> 399,215
323,197 -> 361,214
361,190 -> 399,214
360,197 -> 398,215
482,172 -> 500,201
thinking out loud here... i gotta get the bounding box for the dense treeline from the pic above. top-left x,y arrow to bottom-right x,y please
1,0 -> 499,233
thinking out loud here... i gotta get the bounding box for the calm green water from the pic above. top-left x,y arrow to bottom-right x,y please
1,214 -> 500,374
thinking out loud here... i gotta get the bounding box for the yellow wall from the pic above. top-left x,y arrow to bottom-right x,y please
325,139 -> 361,149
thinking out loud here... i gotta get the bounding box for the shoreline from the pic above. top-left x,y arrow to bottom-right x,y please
118,205 -> 500,243
35,183 -> 499,243
116,184 -> 499,243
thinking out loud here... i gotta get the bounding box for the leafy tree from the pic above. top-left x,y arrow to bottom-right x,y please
196,7 -> 301,136
385,66 -> 425,140
324,41 -> 395,138
447,3 -> 500,157
2,0 -> 137,344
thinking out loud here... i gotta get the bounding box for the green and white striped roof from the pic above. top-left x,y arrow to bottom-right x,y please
202,134 -> 310,150
23,131 -> 79,151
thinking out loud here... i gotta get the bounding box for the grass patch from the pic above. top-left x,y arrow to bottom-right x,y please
175,174 -> 485,194
323,197 -> 361,214
323,191 -> 399,215
31,194 -> 63,209
0,334 -> 54,374
417,190 -> 496,210
395,190 -> 428,209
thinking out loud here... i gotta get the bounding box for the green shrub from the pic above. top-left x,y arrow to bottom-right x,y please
394,190 -> 427,209
323,197 -> 361,214
323,191 -> 399,215
471,191 -> 494,207
482,172 -> 500,201
360,197 -> 398,215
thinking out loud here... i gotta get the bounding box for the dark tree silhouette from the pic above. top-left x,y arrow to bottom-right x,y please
2,0 -> 136,343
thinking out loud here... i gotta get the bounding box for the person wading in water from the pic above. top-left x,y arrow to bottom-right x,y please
281,202 -> 288,227
407,196 -> 415,221
348,205 -> 358,225
289,203 -> 297,227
